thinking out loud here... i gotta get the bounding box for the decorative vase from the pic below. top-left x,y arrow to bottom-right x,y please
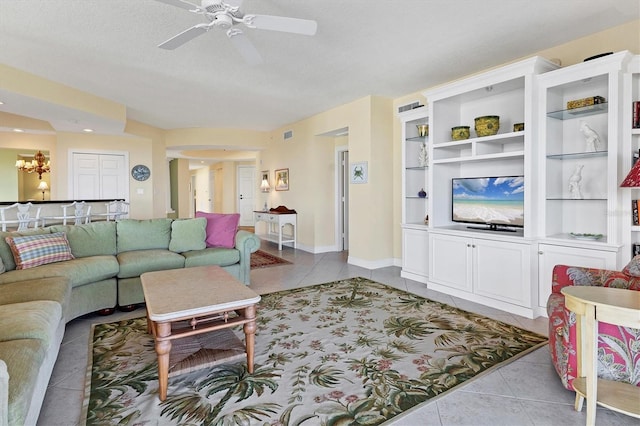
416,124 -> 429,137
451,126 -> 470,140
474,115 -> 500,137
418,188 -> 427,198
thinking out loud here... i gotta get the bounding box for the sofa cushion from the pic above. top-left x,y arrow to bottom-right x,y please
117,219 -> 173,253
6,232 -> 74,270
169,218 -> 206,253
0,278 -> 70,316
117,249 -> 185,278
0,256 -> 119,289
182,247 -> 241,268
0,256 -> 4,274
0,300 -> 62,346
49,221 -> 117,258
0,229 -> 51,271
195,211 -> 240,248
0,339 -> 47,426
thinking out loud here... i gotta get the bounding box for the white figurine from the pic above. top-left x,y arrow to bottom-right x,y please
580,122 -> 603,152
418,143 -> 428,167
569,164 -> 584,199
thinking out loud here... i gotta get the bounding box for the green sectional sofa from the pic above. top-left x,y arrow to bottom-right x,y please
0,217 -> 260,426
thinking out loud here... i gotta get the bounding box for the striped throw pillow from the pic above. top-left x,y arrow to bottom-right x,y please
6,232 -> 74,270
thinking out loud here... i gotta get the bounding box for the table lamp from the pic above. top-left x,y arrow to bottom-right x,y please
38,181 -> 49,200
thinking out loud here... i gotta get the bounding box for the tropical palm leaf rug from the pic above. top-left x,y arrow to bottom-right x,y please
82,277 -> 547,425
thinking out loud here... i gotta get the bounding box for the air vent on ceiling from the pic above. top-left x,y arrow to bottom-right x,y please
398,101 -> 423,113
284,130 -> 293,140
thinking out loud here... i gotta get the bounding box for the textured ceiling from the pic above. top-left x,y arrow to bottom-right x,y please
0,0 -> 639,134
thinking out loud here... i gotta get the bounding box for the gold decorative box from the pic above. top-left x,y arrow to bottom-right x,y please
566,96 -> 605,110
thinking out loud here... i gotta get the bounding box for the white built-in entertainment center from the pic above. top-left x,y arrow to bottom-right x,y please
399,51 -> 639,318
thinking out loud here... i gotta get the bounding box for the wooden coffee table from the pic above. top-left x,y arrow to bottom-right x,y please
141,266 -> 261,401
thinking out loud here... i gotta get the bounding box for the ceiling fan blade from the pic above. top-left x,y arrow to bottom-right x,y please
154,0 -> 199,11
158,24 -> 209,49
222,0 -> 244,9
227,29 -> 263,65
245,15 -> 317,36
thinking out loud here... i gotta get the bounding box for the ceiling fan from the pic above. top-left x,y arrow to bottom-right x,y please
155,0 -> 318,65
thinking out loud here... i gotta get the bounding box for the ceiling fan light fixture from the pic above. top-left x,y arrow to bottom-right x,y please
213,13 -> 233,28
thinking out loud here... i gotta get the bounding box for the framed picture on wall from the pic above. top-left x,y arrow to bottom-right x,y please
275,168 -> 289,191
350,161 -> 368,184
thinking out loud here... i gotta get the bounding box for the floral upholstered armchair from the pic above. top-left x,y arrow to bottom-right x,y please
547,259 -> 640,391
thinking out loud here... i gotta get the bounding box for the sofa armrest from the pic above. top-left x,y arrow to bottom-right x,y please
235,230 -> 260,254
551,264 -> 640,295
234,230 -> 260,285
0,359 -> 8,426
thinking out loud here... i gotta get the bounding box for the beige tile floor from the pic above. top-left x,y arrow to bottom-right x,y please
37,244 -> 638,425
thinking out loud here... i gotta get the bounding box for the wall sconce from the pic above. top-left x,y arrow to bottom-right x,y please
16,150 -> 51,179
38,181 -> 49,200
260,178 -> 271,192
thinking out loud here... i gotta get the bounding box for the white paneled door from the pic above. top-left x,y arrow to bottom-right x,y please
237,166 -> 255,227
72,152 -> 128,200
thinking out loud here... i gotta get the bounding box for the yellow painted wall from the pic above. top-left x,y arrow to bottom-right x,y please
0,64 -> 125,124
54,132 -> 153,219
125,120 -> 168,218
261,95 -> 394,261
165,128 -> 269,150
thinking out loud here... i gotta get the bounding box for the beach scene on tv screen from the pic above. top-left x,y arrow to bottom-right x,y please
453,177 -> 524,226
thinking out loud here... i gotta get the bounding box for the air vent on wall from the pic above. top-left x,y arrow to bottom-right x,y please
284,130 -> 293,140
398,101 -> 423,113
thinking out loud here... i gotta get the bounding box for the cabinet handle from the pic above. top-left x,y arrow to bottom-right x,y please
467,243 -> 471,247
538,251 -> 543,255
472,244 -> 476,248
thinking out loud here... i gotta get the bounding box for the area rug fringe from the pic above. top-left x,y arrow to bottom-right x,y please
81,277 -> 547,425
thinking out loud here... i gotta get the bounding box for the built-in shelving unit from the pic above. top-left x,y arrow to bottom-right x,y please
624,55 -> 640,261
399,107 -> 429,283
397,51 -> 638,318
536,51 -> 633,312
423,56 -> 559,319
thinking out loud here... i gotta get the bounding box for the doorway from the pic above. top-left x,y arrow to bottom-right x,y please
237,165 -> 255,226
336,148 -> 349,251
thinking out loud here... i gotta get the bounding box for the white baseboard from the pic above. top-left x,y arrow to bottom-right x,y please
348,256 -> 395,270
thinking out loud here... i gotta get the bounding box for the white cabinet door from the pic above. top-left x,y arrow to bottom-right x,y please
402,228 -> 428,279
429,233 -> 472,292
72,152 -> 127,200
537,243 -> 618,308
474,238 -> 532,307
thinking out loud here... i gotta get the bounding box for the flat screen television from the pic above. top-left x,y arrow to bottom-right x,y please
452,176 -> 524,232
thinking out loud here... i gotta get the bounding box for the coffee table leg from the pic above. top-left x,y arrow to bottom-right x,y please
155,321 -> 172,401
243,305 -> 257,374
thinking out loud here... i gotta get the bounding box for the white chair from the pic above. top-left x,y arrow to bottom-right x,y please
104,200 -> 129,221
0,202 -> 42,231
59,201 -> 92,225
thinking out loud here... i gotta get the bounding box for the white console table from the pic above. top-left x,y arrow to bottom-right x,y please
254,210 -> 297,250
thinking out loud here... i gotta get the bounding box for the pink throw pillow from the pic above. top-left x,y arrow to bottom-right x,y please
195,212 -> 240,248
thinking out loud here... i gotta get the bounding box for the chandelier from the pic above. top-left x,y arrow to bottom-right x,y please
15,150 -> 51,180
